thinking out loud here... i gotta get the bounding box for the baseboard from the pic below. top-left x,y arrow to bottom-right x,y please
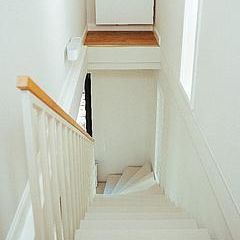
6,182 -> 31,240
153,26 -> 161,45
82,26 -> 88,44
160,51 -> 240,240
87,23 -> 154,32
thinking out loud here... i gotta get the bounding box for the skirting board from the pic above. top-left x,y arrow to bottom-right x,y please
88,62 -> 161,70
88,23 -> 154,32
154,27 -> 161,46
6,182 -> 31,240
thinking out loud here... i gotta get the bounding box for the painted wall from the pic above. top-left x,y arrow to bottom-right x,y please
92,70 -> 157,181
86,0 -> 153,30
0,0 -> 87,238
194,0 -> 240,211
155,0 -> 240,239
158,72 -> 232,240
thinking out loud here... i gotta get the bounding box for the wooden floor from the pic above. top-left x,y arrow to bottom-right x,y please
84,31 -> 159,46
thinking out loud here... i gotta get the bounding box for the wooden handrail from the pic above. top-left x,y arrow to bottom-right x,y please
17,76 -> 94,142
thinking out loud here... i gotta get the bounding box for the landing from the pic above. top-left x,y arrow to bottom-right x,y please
84,31 -> 159,46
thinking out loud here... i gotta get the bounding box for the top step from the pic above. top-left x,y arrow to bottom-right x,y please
84,31 -> 159,47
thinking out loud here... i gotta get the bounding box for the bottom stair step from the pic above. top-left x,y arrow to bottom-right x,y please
80,219 -> 198,230
76,229 -> 210,240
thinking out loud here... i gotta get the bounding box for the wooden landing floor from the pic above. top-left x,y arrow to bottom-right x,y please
84,31 -> 159,46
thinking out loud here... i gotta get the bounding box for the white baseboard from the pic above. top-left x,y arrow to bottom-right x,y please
154,26 -> 161,45
6,182 -> 31,240
87,23 -> 154,31
82,26 -> 88,44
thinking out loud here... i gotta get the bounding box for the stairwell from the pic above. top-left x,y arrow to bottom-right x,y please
75,162 -> 211,240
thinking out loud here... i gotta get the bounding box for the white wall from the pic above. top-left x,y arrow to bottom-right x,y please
92,70 -> 157,181
0,0 -> 87,238
194,0 -> 240,211
158,72 -> 232,240
87,0 -> 153,30
155,0 -> 240,239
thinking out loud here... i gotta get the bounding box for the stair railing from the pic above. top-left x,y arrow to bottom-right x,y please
17,76 -> 96,240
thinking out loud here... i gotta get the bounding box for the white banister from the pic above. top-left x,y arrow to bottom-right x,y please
17,77 -> 96,240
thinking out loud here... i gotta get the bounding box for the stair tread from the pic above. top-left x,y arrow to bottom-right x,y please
104,174 -> 122,194
112,166 -> 141,193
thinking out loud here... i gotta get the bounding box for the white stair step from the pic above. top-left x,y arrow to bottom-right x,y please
91,199 -> 174,207
104,174 -> 121,194
119,173 -> 156,194
85,212 -> 190,220
95,193 -> 165,199
80,219 -> 198,230
120,162 -> 152,191
112,166 -> 141,193
126,184 -> 163,195
93,197 -> 169,204
76,229 -> 210,240
87,206 -> 182,213
128,184 -> 163,194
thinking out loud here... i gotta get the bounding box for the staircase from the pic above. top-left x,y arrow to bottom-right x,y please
17,78 -> 212,240
75,162 -> 211,240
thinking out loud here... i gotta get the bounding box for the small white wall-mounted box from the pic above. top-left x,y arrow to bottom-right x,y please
96,0 -> 154,25
67,37 -> 82,61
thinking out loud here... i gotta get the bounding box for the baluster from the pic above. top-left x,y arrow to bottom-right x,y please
62,127 -> 74,239
73,131 -> 80,227
22,95 -> 45,240
68,130 -> 77,230
56,124 -> 71,239
79,136 -> 84,220
48,118 -> 64,240
74,133 -> 81,226
38,112 -> 55,239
